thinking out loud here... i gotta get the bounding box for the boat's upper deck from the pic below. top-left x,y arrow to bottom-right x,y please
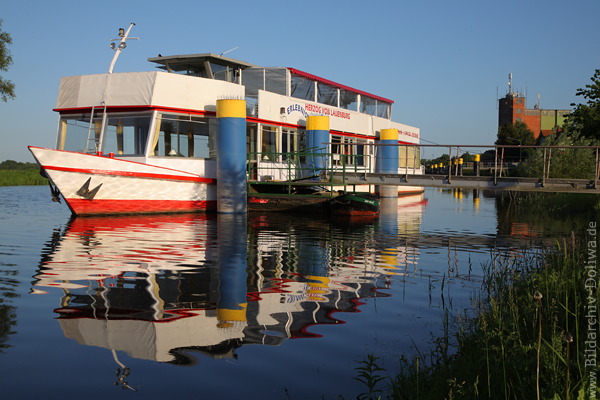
148,53 -> 393,120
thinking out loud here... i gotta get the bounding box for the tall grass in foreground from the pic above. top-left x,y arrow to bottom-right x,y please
354,236 -> 597,399
0,169 -> 47,186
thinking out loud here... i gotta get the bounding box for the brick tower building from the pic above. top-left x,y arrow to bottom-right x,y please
498,74 -> 570,139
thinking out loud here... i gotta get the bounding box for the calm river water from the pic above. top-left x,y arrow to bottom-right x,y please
0,186 -> 582,398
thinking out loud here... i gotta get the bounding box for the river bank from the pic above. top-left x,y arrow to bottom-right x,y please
355,192 -> 599,399
0,160 -> 47,186
0,169 -> 47,186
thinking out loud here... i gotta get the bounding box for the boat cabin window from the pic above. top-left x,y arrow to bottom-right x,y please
57,113 -> 151,155
151,114 -> 214,158
377,102 -> 391,119
291,75 -> 315,102
317,82 -> 338,107
281,129 -> 299,162
360,96 -> 377,116
339,89 -> 358,111
331,135 -> 368,168
260,125 -> 278,161
242,68 -> 287,97
211,63 -> 238,82
102,115 -> 151,155
256,125 -> 300,163
167,62 -> 240,83
398,145 -> 420,169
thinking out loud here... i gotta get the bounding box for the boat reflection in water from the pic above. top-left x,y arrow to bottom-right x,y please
33,194 -> 426,369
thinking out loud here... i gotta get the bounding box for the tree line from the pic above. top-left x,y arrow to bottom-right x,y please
0,160 -> 39,170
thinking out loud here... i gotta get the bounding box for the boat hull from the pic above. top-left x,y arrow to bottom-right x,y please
248,194 -> 330,213
329,193 -> 379,216
29,146 -> 217,216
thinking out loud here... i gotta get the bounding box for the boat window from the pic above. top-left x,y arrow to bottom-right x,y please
244,68 -> 288,96
58,113 -> 152,155
58,115 -> 101,153
354,140 -> 366,167
260,125 -> 278,162
291,75 -> 315,102
246,123 -> 258,162
331,136 -> 342,166
151,114 -> 214,158
281,129 -> 298,162
377,102 -> 390,119
317,82 -> 338,107
399,145 -> 420,168
331,136 -> 367,168
102,115 -> 151,155
297,128 -> 306,164
210,63 -> 238,83
360,96 -> 377,116
340,89 -> 358,111
341,138 -> 355,166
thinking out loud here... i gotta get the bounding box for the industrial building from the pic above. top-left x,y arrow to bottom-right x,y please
498,74 -> 571,139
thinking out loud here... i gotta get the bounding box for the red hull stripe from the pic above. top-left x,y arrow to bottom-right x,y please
331,210 -> 379,216
66,198 -> 217,215
44,165 -> 216,183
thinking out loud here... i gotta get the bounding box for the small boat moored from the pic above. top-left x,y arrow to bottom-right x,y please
328,192 -> 380,216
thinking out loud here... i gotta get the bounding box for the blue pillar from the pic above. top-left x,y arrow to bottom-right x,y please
296,238 -> 330,303
378,197 -> 401,274
305,116 -> 330,178
379,197 -> 398,237
217,99 -> 247,213
216,213 -> 248,328
376,129 -> 399,198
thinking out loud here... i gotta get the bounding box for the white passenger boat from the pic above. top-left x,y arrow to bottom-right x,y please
29,25 -> 421,216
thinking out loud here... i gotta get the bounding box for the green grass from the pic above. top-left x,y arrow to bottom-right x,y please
353,237 -> 598,399
0,169 -> 48,186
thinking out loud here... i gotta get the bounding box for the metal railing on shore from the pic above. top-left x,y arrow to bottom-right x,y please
246,143 -> 600,193
411,143 -> 600,188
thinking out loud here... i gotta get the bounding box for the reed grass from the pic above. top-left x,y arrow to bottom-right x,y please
0,169 -> 47,186
353,236 -> 596,399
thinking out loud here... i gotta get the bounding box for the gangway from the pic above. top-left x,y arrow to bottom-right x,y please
320,171 -> 599,194
318,143 -> 600,194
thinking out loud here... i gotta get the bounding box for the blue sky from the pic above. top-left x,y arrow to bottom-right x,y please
1,0 -> 598,162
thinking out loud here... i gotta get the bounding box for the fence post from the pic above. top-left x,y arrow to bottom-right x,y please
542,147 -> 547,187
595,147 -> 599,189
448,146 -> 453,184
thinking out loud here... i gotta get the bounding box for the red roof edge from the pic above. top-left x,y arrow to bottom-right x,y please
287,68 -> 394,105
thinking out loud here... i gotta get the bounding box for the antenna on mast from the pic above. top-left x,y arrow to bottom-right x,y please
219,47 -> 239,57
508,73 -> 513,95
108,23 -> 139,73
